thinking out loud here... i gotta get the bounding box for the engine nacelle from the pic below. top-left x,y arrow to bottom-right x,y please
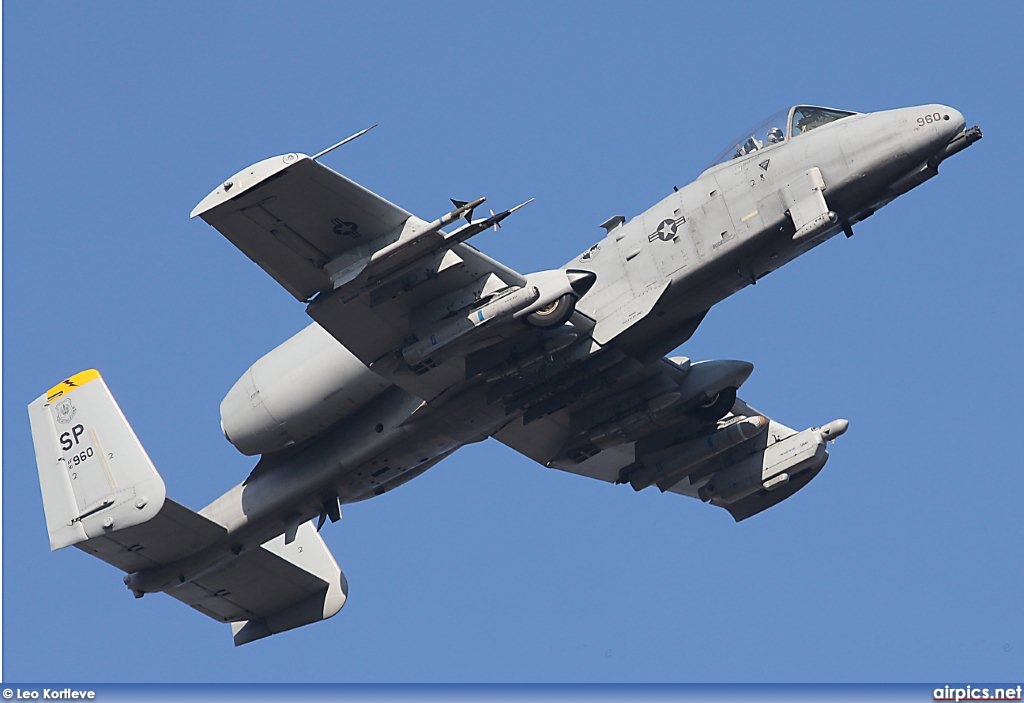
674,360 -> 753,404
220,323 -> 390,456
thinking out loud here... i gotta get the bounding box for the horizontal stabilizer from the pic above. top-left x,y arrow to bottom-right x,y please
163,521 -> 348,646
73,497 -> 226,574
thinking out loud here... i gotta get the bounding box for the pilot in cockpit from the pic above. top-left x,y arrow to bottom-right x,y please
796,108 -> 828,134
766,126 -> 785,144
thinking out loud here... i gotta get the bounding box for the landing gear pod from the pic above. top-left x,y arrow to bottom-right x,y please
525,293 -> 576,328
524,269 -> 595,329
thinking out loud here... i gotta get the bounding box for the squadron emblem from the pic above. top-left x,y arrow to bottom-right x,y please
54,399 -> 77,424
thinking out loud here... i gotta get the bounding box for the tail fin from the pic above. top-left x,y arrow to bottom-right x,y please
28,369 -> 167,550
29,370 -> 348,645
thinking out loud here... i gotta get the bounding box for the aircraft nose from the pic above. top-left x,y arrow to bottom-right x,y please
937,104 -> 966,136
904,104 -> 966,161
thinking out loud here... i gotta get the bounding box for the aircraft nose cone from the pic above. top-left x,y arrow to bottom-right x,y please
903,104 -> 965,161
936,104 -> 966,138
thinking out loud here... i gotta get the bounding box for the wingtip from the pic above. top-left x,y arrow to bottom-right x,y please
190,153 -> 311,219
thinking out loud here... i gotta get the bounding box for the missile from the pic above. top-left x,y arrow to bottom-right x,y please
447,198 -> 534,241
371,198 -> 534,281
329,197 -> 490,290
623,415 -> 768,492
367,197 -> 487,271
449,198 -> 482,223
439,197 -> 487,228
402,285 -> 541,366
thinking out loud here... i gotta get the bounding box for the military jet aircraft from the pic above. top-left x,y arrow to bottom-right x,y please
28,103 -> 981,645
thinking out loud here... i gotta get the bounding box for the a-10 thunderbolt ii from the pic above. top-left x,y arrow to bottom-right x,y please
29,103 -> 981,645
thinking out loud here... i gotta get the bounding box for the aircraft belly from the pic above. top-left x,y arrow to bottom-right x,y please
317,397 -> 467,504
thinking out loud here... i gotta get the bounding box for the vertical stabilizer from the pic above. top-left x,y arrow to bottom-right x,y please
28,370 -> 167,550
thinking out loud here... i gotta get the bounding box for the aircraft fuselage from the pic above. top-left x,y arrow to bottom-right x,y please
128,103 -> 977,595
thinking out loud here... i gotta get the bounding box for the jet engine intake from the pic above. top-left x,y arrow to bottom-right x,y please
676,360 -> 753,421
693,387 -> 738,423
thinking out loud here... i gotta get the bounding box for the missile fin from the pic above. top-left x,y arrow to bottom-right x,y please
450,199 -> 477,222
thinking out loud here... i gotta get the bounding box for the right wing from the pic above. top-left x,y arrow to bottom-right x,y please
190,152 -> 421,303
192,150 -> 591,409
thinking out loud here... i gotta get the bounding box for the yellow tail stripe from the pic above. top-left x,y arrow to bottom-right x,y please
45,369 -> 102,401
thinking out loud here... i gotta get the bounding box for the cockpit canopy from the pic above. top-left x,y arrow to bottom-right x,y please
705,105 -> 857,170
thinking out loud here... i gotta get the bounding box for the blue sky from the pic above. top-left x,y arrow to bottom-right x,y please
3,0 -> 1022,684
